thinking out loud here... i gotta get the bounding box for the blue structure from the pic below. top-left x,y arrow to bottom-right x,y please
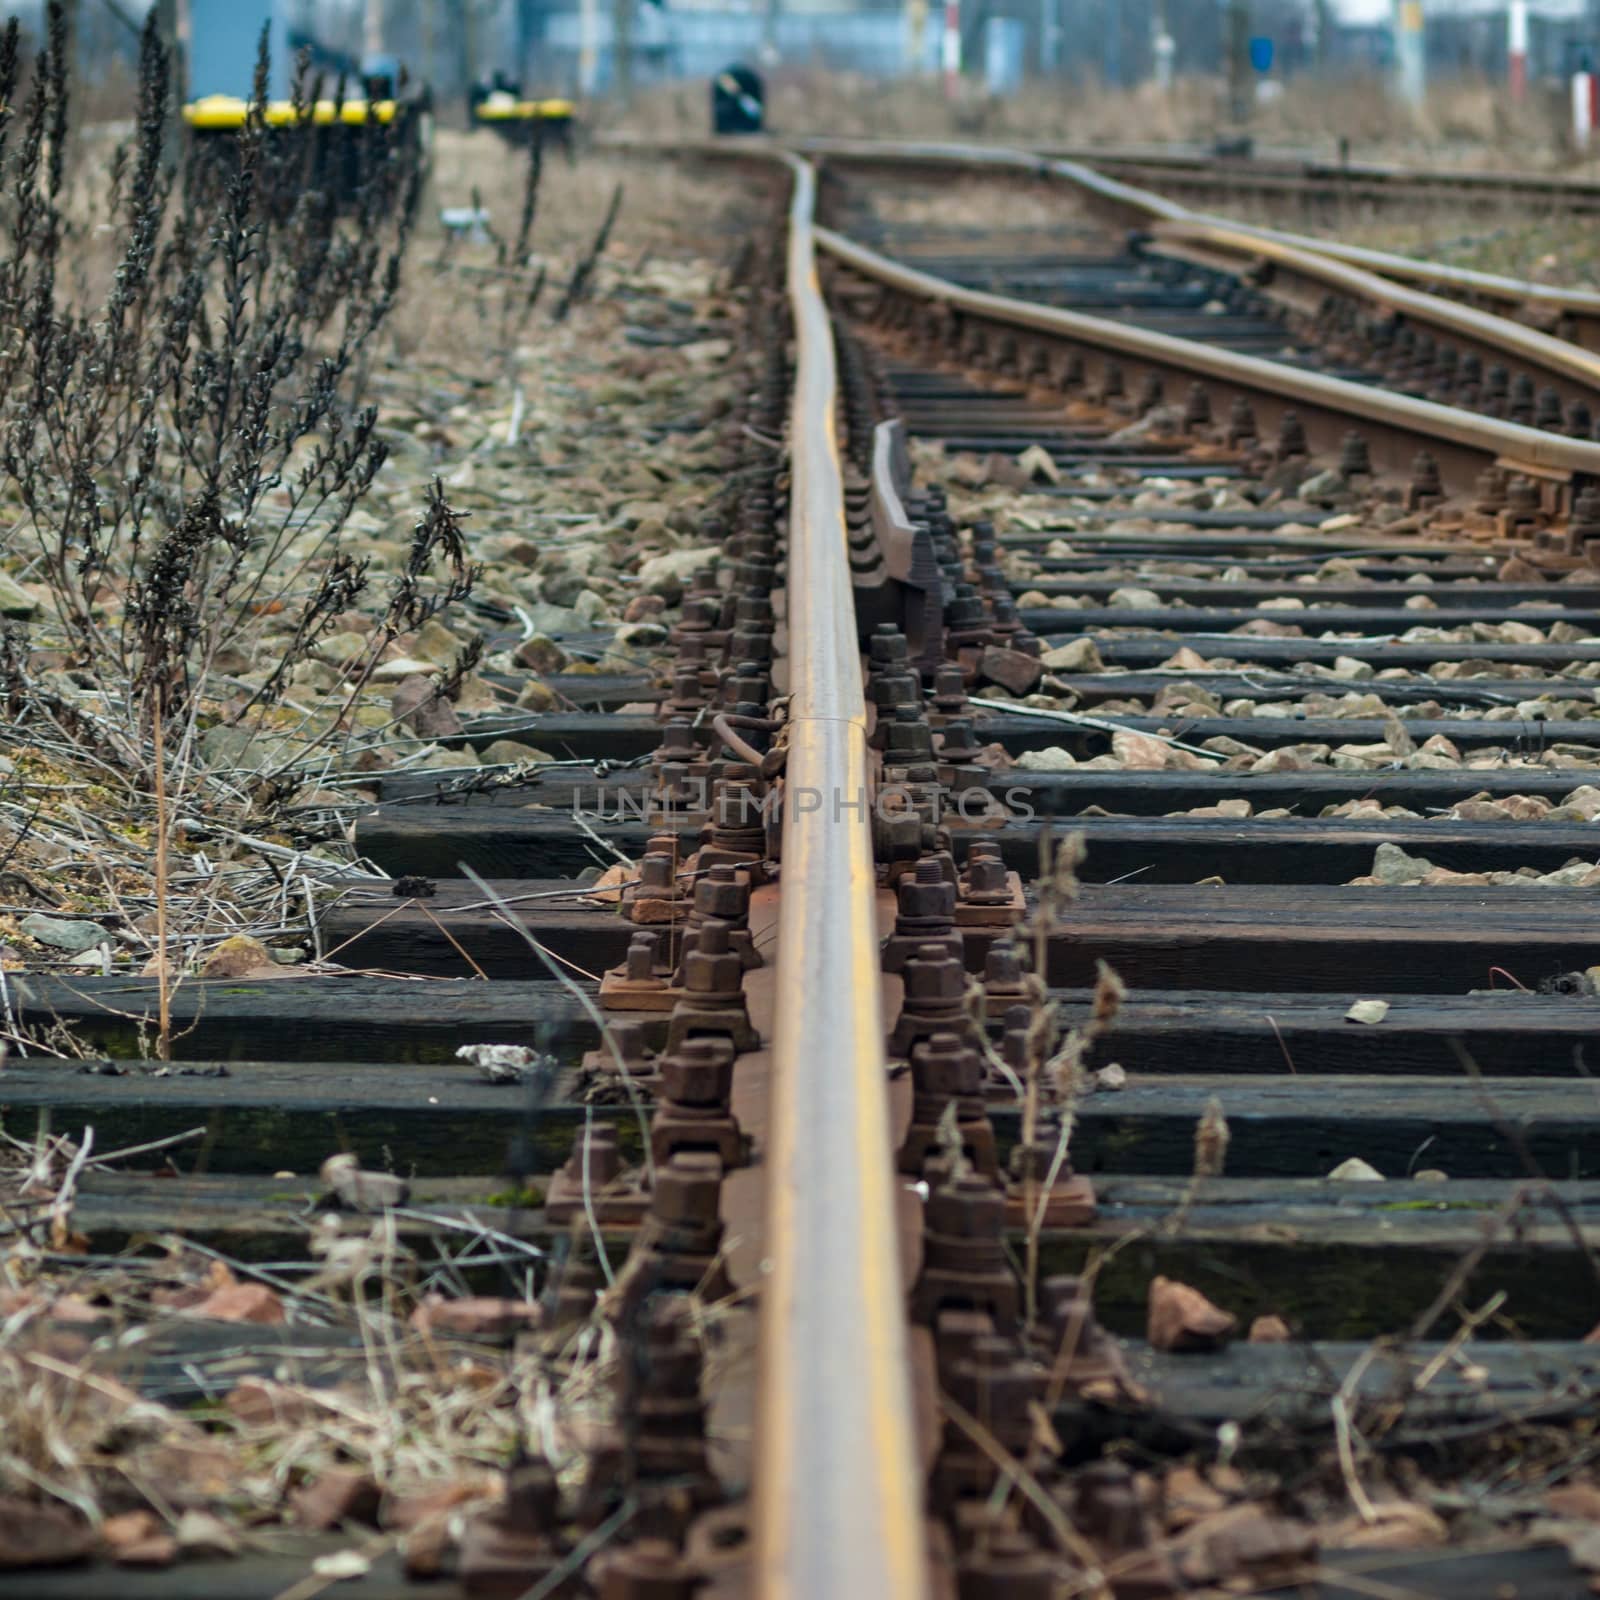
187,0 -> 293,98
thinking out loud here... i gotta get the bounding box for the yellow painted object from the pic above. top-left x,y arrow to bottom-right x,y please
472,96 -> 574,123
183,95 -> 398,129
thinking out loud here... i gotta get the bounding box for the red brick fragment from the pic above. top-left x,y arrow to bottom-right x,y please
411,1294 -> 543,1340
1146,1275 -> 1236,1352
977,645 -> 1043,696
225,1377 -> 314,1427
189,1282 -> 286,1325
290,1468 -> 383,1531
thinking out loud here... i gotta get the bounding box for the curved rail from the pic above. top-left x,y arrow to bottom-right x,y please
1206,224 -> 1600,351
786,139 -> 1600,331
779,139 -> 1600,410
1035,140 -> 1600,212
816,221 -> 1600,485
1149,216 -> 1600,406
753,153 -> 929,1600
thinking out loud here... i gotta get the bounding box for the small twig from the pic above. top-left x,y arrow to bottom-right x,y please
1411,1290 -> 1507,1393
84,1125 -> 208,1168
417,902 -> 491,981
522,1499 -> 636,1600
0,964 -> 24,1058
1332,1390 -> 1379,1524
1453,1039 -> 1600,1297
968,695 -> 1228,762
1265,1013 -> 1297,1074
46,1125 -> 93,1249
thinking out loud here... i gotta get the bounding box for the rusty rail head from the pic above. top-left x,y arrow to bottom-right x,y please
753,153 -> 930,1600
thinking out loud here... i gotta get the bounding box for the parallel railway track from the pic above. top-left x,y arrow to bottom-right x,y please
795,137 -> 1600,406
8,145 -> 1600,1597
1035,139 -> 1600,219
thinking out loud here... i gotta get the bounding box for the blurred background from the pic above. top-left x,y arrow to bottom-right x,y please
24,0 -> 1600,160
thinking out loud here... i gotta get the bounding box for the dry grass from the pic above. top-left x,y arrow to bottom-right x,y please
620,65 -> 1596,172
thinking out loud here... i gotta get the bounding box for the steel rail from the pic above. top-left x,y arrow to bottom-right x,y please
1146,216 -> 1600,403
790,138 -> 1600,326
1179,223 -> 1600,351
786,136 -> 1600,329
753,153 -> 930,1600
771,139 -> 1600,408
1032,140 -> 1600,208
814,221 -> 1600,483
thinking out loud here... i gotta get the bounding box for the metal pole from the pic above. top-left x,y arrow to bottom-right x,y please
942,0 -> 961,98
612,0 -> 631,98
908,0 -> 928,74
579,0 -> 598,95
1226,0 -> 1250,124
154,0 -> 182,150
1039,0 -> 1059,75
1508,0 -> 1528,103
457,0 -> 475,101
1575,67 -> 1597,150
1311,0 -> 1330,72
1152,0 -> 1173,87
1394,0 -> 1425,108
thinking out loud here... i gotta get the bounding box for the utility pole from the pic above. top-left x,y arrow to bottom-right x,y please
1508,0 -> 1527,102
153,0 -> 182,148
1037,0 -> 1059,76
1311,0 -> 1331,73
1152,0 -> 1174,88
1226,0 -> 1250,125
1393,0 -> 1425,108
456,0 -> 476,101
907,0 -> 928,74
942,0 -> 960,99
579,0 -> 599,95
613,0 -> 632,99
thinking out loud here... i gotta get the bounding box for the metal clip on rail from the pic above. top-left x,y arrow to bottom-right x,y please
850,418 -> 945,674
752,155 -> 932,1600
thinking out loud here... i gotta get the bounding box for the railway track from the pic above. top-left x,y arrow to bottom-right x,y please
1040,146 -> 1600,360
794,137 -> 1600,397
1034,139 -> 1600,220
601,132 -> 1600,359
6,146 -> 1600,1598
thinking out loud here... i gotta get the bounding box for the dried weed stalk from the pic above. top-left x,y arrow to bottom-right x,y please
0,11 -> 441,750
996,830 -> 1126,1322
0,9 -> 483,980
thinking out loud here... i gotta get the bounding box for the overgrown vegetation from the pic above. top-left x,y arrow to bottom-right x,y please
0,7 -> 494,986
0,14 -> 458,754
